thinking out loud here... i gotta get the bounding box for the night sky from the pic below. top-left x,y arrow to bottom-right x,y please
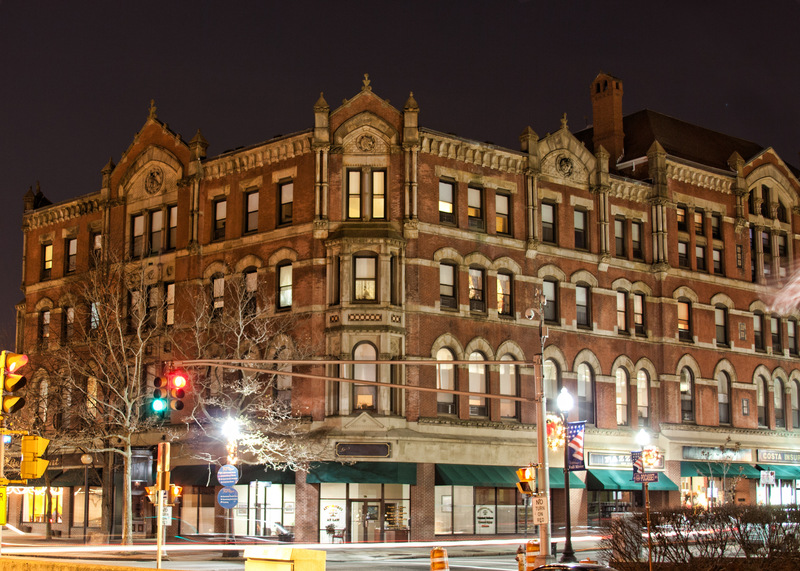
2,1 -> 799,348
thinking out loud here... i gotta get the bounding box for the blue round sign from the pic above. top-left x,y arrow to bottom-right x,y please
217,486 -> 239,509
217,464 -> 240,486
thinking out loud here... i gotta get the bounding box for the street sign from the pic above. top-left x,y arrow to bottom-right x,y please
217,464 -> 239,487
162,505 -> 172,524
532,495 -> 549,525
760,470 -> 775,485
633,472 -> 659,483
217,486 -> 239,509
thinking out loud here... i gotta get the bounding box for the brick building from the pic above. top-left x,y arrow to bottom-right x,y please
14,73 -> 800,542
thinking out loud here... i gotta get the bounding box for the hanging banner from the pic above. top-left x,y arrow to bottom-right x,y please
631,451 -> 643,476
567,421 -> 586,472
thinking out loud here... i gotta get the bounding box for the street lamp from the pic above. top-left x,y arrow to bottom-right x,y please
557,387 -> 577,563
222,417 -> 241,465
636,429 -> 654,571
80,453 -> 92,544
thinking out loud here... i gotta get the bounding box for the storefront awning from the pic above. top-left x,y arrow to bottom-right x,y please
435,464 -> 519,487
587,469 -> 679,491
681,461 -> 760,479
548,468 -> 586,489
51,469 -> 102,487
756,464 -> 800,480
307,462 -> 417,484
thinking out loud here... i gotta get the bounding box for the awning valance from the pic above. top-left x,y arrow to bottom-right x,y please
681,461 -> 760,479
547,468 -> 586,489
587,469 -> 679,491
307,462 -> 417,484
435,464 -> 519,487
756,464 -> 800,480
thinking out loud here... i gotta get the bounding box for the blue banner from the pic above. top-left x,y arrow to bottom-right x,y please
567,421 -> 586,472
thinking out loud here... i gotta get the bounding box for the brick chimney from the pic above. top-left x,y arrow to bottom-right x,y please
591,73 -> 625,164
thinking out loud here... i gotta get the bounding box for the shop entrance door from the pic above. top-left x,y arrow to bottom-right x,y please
349,500 -> 381,542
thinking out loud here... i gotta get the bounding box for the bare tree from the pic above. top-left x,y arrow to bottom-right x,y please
174,268 -> 325,471
34,256 -> 174,544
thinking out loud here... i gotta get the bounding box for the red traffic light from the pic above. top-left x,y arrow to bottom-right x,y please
170,369 -> 188,389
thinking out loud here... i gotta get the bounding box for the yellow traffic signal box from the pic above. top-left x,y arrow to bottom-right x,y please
20,435 -> 50,480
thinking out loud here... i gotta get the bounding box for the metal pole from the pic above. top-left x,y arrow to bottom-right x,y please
535,354 -> 551,563
645,481 -> 653,571
83,465 -> 89,543
156,489 -> 164,569
561,412 -> 576,563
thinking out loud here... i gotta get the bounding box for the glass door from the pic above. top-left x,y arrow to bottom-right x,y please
349,500 -> 381,542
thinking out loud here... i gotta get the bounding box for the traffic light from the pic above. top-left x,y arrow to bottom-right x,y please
168,483 -> 182,505
20,435 -> 49,479
168,369 -> 188,411
1,351 -> 28,415
151,375 -> 168,414
516,464 -> 536,496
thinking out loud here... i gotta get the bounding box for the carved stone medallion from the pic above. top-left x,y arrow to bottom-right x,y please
144,165 -> 164,194
557,155 -> 574,178
357,134 -> 376,152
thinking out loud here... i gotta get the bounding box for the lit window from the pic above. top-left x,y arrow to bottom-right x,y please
352,343 -> 377,411
354,256 -> 377,301
150,209 -> 163,254
497,273 -> 512,316
577,363 -> 594,424
694,210 -> 704,235
718,371 -> 731,424
499,355 -> 518,419
681,367 -> 694,422
757,376 -> 768,427
637,370 -> 650,427
436,348 -> 456,414
468,187 -> 484,230
278,263 -> 292,310
439,181 -> 455,224
279,182 -> 292,225
372,171 -> 386,220
439,263 -> 457,309
468,352 -> 487,417
634,293 -> 645,335
775,379 -> 786,428
678,300 -> 692,341
677,206 -> 687,231
615,368 -> 629,426
131,214 -> 144,257
347,170 -> 361,219
496,193 -> 511,235
468,268 -> 485,312
41,243 -> 53,279
616,291 -> 627,333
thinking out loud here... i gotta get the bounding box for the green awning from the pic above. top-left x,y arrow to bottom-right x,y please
548,468 -> 586,489
435,464 -> 518,487
681,461 -> 760,479
757,464 -> 800,480
587,469 -> 679,491
240,464 -> 295,484
307,462 -> 416,484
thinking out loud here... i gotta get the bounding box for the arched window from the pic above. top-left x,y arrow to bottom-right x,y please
775,379 -> 786,428
499,354 -> 518,419
277,263 -> 292,310
637,370 -> 650,427
680,367 -> 694,422
615,368 -> 629,426
577,363 -> 595,424
352,343 -> 377,411
436,348 -> 456,415
718,371 -> 731,424
793,380 -> 800,429
757,376 -> 768,427
211,273 -> 225,317
468,352 -> 487,417
543,359 -> 560,413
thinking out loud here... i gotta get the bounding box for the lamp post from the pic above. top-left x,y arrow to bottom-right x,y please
636,429 -> 654,571
80,453 -> 93,543
557,387 -> 577,563
221,417 -> 241,547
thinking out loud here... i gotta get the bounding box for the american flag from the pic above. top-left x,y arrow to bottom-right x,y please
631,451 -> 643,475
768,265 -> 800,314
566,421 -> 586,471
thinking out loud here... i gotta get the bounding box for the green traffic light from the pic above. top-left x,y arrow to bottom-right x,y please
152,398 -> 167,413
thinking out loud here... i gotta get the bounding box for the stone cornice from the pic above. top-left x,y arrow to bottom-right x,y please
23,195 -> 102,231
666,161 -> 734,193
608,178 -> 652,202
202,132 -> 314,181
419,131 -> 525,175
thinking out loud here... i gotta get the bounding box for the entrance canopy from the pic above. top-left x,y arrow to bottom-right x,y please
306,462 -> 417,484
681,461 -> 760,479
547,468 -> 586,489
587,469 -> 679,491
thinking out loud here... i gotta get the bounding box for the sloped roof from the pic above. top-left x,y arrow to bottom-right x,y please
576,109 -> 766,172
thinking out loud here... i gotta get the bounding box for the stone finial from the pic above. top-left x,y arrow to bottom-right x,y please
190,129 -> 209,159
314,92 -> 329,112
404,91 -> 419,111
148,99 -> 157,120
101,157 -> 115,175
23,186 -> 35,212
362,73 -> 372,92
561,112 -> 568,130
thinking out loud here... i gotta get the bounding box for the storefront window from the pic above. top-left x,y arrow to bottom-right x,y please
21,487 -> 63,523
72,486 -> 102,528
182,488 -> 216,534
318,483 -> 410,543
435,485 -> 524,535
231,482 -> 295,537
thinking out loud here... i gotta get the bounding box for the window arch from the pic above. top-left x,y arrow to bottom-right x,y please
577,363 -> 595,424
775,378 -> 786,428
499,354 -> 518,419
637,370 -> 650,427
757,375 -> 768,427
436,348 -> 456,415
680,367 -> 694,422
615,368 -> 629,426
718,371 -> 731,424
468,352 -> 487,417
543,359 -> 560,413
352,342 -> 377,412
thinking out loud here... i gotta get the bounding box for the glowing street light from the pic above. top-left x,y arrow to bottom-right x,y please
557,387 -> 577,563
